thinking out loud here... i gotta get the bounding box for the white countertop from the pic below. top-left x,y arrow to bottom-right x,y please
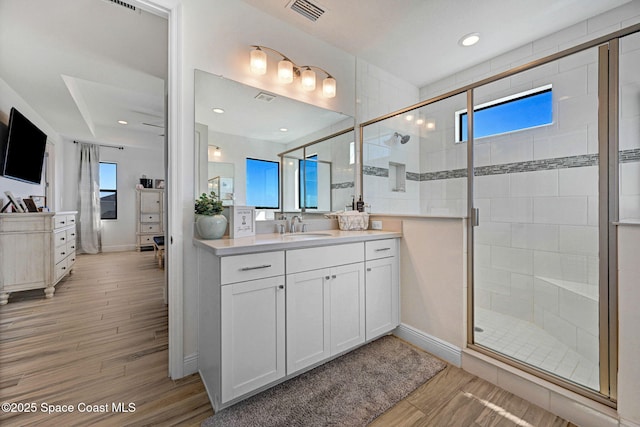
194,229 -> 402,256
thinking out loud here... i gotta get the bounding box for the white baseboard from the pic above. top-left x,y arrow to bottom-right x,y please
101,244 -> 136,252
620,418 -> 640,427
393,323 -> 462,367
184,352 -> 198,376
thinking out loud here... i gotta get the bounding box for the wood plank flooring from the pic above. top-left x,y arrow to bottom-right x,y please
0,250 -> 575,426
0,251 -> 213,427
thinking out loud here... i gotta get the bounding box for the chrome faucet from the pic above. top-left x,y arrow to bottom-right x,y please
289,215 -> 302,233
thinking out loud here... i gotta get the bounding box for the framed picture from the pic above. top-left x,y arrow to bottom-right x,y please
23,198 -> 39,212
2,191 -> 24,213
228,206 -> 255,238
155,179 -> 165,189
30,195 -> 46,209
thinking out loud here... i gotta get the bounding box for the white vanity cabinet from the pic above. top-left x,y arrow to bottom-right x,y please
196,231 -> 401,412
286,243 -> 365,374
365,238 -> 400,340
198,249 -> 286,409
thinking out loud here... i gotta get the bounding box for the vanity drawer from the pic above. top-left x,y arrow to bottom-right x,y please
286,242 -> 364,274
141,213 -> 160,223
365,239 -> 397,260
221,251 -> 285,285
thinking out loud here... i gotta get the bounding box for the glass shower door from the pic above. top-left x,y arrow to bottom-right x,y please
471,47 -> 601,391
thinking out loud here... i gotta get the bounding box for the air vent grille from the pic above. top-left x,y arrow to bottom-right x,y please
255,92 -> 276,103
107,0 -> 136,11
288,0 -> 325,22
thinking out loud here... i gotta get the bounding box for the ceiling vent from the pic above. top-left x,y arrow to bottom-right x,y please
287,0 -> 326,22
255,92 -> 276,103
104,0 -> 137,12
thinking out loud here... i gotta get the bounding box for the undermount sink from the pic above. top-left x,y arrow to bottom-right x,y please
282,232 -> 332,240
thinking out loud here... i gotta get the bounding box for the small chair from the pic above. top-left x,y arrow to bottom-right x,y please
153,235 -> 165,269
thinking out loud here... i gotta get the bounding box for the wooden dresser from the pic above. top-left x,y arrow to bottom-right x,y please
0,211 -> 77,304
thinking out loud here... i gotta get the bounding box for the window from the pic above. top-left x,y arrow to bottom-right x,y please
455,84 -> 553,142
99,162 -> 117,219
299,154 -> 318,209
246,158 -> 280,209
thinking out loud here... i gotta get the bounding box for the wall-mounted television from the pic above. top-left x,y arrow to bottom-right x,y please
0,107 -> 48,185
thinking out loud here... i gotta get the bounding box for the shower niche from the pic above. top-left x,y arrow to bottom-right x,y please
389,162 -> 406,192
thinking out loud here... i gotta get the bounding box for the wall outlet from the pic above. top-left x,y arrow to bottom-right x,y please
371,220 -> 382,230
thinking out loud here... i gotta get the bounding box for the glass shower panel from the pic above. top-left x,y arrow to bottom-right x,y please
472,47 -> 600,391
361,92 -> 467,216
619,32 -> 640,222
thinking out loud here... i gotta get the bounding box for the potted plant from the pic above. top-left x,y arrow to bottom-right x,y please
195,191 -> 227,239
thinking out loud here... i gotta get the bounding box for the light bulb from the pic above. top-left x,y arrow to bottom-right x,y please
301,68 -> 316,91
278,59 -> 294,83
250,48 -> 267,75
322,77 -> 336,98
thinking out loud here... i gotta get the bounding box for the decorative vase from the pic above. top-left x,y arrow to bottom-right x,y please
196,214 -> 227,239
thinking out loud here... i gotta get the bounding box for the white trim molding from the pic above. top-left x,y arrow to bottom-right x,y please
184,352 -> 198,376
394,323 -> 462,367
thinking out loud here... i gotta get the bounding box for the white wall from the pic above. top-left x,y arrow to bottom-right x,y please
179,0 -> 358,366
61,139 -> 164,252
0,76 -> 62,210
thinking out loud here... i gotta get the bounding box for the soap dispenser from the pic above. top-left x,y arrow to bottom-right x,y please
351,196 -> 356,211
356,195 -> 364,212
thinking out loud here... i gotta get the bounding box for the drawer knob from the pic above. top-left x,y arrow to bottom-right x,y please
61,237 -> 65,241
61,221 -> 65,224
367,268 -> 372,272
61,252 -> 66,255
325,276 -> 330,280
331,275 -> 337,279
278,285 -> 284,289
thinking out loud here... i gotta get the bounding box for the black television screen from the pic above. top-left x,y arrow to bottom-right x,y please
1,107 -> 48,185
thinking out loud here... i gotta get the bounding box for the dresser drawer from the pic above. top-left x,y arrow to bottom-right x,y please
221,251 -> 285,285
365,239 -> 397,260
54,215 -> 70,229
54,230 -> 67,247
54,244 -> 70,264
66,215 -> 77,227
141,223 -> 161,233
286,242 -> 364,274
139,235 -> 156,246
141,213 -> 160,223
55,258 -> 71,282
66,228 -> 77,242
67,240 -> 77,254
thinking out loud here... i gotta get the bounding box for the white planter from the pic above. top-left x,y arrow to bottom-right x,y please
196,214 -> 227,239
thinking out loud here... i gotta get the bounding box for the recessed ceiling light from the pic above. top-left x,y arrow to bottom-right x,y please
212,108 -> 225,114
416,118 -> 425,125
405,115 -> 414,121
118,120 -> 128,125
459,32 -> 480,47
280,128 -> 288,132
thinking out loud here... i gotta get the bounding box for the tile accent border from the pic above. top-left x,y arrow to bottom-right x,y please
331,181 -> 355,189
363,149 -> 640,182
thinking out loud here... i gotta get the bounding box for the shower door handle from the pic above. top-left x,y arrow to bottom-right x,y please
471,208 -> 480,227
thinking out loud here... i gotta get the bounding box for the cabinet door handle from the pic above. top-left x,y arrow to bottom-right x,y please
240,264 -> 272,271
375,248 -> 391,252
331,275 -> 337,279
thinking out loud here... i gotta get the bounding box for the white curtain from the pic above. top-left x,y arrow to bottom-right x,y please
77,142 -> 102,254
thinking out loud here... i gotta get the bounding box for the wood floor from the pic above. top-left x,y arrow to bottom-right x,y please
0,251 -> 575,427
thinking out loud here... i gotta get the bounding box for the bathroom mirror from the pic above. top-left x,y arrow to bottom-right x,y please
194,69 -> 354,218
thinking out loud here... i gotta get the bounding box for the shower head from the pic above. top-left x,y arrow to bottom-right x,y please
394,132 -> 410,144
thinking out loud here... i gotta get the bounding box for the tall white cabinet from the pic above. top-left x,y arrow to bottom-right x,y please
136,189 -> 164,251
0,211 -> 77,304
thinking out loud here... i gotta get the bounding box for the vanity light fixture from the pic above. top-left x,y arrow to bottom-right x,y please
459,32 -> 480,47
249,45 -> 337,98
416,118 -> 425,125
214,146 -> 222,157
